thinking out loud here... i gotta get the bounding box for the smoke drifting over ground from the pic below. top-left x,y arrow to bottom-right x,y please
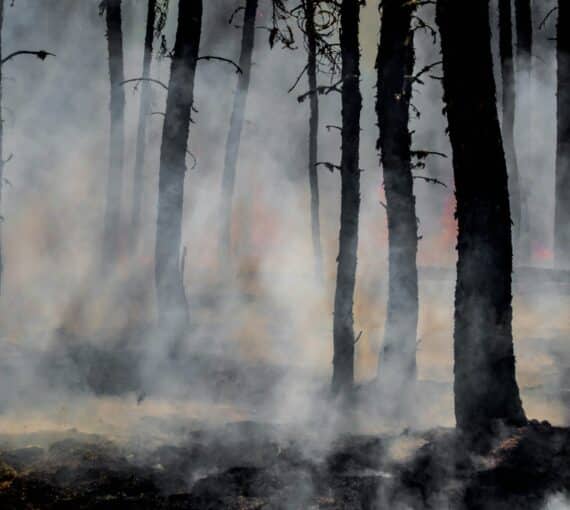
0,1 -> 568,508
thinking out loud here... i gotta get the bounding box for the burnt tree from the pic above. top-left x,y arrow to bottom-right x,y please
436,0 -> 526,431
155,0 -> 202,351
0,0 -> 4,294
555,1 -> 570,268
499,0 -> 522,251
375,0 -> 418,392
219,0 -> 258,273
101,0 -> 126,271
305,0 -> 323,280
332,0 -> 361,396
130,0 -> 157,251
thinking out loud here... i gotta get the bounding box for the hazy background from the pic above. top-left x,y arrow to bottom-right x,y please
0,0 -> 567,440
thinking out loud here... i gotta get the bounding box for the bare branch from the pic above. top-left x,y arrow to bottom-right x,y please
316,161 -> 341,172
287,63 -> 309,93
120,77 -> 168,90
1,50 -> 55,66
413,175 -> 448,188
197,56 -> 242,74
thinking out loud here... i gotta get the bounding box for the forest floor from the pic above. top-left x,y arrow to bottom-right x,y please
1,418 -> 570,509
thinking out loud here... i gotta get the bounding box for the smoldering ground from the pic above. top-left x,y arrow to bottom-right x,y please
0,0 -> 569,508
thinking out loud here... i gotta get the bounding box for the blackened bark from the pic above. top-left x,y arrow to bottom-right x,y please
514,0 -> 532,262
306,0 -> 323,280
436,0 -> 526,431
499,0 -> 522,250
155,0 -> 202,351
130,0 -> 157,251
0,0 -> 4,294
332,0 -> 361,396
555,1 -> 570,267
219,0 -> 258,273
101,0 -> 125,271
375,0 -> 418,390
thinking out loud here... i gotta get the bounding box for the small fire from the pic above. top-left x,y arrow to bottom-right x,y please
532,242 -> 554,263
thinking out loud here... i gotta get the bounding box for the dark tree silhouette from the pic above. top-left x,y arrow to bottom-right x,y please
0,0 -> 4,296
130,0 -> 157,251
305,0 -> 323,280
436,0 -> 526,431
101,0 -> 125,271
332,0 -> 361,397
155,0 -> 202,352
219,0 -> 258,274
375,0 -> 418,394
499,0 -> 522,251
514,0 -> 532,262
555,1 -> 570,268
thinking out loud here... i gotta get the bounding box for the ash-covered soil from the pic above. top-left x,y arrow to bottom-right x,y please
1,420 -> 569,509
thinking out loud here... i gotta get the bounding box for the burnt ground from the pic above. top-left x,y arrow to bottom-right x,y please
1,420 -> 570,509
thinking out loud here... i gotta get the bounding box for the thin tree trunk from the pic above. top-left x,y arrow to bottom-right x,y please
514,0 -> 532,262
155,0 -> 202,352
219,0 -> 258,274
101,0 -> 126,272
555,1 -> 570,268
499,0 -> 522,253
331,0 -> 361,397
375,0 -> 418,392
0,0 -> 4,295
130,0 -> 157,251
436,0 -> 526,432
305,0 -> 323,280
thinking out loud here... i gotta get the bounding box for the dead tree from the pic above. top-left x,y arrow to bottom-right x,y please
375,0 -> 418,394
436,0 -> 526,431
130,0 -> 157,251
155,0 -> 201,352
0,0 -> 4,295
219,0 -> 258,274
305,0 -> 324,280
332,0 -> 361,397
555,1 -> 570,268
499,0 -> 522,252
101,0 -> 126,271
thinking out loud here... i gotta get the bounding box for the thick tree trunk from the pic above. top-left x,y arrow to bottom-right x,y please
0,0 -> 4,295
332,0 -> 361,397
375,0 -> 418,392
499,0 -> 522,252
555,1 -> 570,268
130,0 -> 156,251
155,0 -> 201,352
219,0 -> 258,274
305,0 -> 323,280
101,0 -> 125,271
514,0 -> 532,262
436,0 -> 526,431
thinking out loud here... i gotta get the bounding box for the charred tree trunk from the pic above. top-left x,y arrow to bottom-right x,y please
0,0 -> 4,295
155,0 -> 201,352
332,0 -> 361,397
514,0 -> 532,262
436,0 -> 526,431
499,0 -> 522,252
305,0 -> 323,280
219,0 -> 258,274
130,0 -> 157,251
375,0 -> 418,391
101,0 -> 125,271
555,1 -> 570,268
